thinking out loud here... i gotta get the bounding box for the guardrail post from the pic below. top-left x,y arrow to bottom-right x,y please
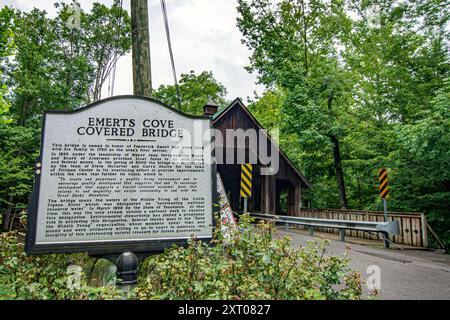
383,233 -> 390,248
339,229 -> 345,242
309,226 -> 314,236
285,222 -> 289,231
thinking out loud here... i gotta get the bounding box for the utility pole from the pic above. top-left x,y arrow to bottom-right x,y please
131,0 -> 152,97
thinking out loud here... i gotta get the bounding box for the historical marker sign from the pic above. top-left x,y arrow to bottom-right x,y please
26,96 -> 216,255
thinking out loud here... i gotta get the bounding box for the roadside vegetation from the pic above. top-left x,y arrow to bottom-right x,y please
0,215 -> 366,300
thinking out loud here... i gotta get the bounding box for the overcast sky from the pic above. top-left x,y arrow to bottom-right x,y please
3,0 -> 264,102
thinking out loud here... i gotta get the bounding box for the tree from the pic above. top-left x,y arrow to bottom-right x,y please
0,2 -> 132,228
391,79 -> 450,246
153,71 -> 228,115
4,2 -> 131,127
237,0 -> 354,208
54,1 -> 132,102
64,1 -> 131,101
237,0 -> 449,203
340,0 -> 450,212
0,6 -> 14,123
0,125 -> 39,230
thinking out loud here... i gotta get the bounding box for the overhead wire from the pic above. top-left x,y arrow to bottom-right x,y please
108,0 -> 123,98
160,0 -> 182,109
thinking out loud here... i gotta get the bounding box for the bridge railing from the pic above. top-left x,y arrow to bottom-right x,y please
295,208 -> 428,248
248,212 -> 400,248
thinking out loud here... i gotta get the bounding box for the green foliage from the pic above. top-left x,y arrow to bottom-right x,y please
3,1 -> 131,127
237,0 -> 358,208
153,71 -> 228,115
55,1 -> 132,102
0,1 -> 131,227
238,0 -> 450,245
391,80 -> 450,245
0,231 -> 122,300
135,215 -> 363,300
0,124 -> 40,229
0,217 -> 365,300
0,6 -> 14,123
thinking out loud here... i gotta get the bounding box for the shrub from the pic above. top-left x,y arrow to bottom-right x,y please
135,215 -> 363,300
0,231 -> 122,300
1,215 -> 364,300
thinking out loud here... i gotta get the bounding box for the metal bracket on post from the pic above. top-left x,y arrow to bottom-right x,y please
339,229 -> 346,242
116,252 -> 138,293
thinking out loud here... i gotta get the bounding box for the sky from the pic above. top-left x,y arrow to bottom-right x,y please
3,0 -> 265,101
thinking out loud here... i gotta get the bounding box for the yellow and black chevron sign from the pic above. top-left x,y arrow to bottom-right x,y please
240,164 -> 253,198
378,168 -> 389,199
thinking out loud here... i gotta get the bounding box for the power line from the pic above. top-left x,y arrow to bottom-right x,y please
108,0 -> 123,97
160,0 -> 182,109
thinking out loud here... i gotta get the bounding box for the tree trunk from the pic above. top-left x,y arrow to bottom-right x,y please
330,134 -> 348,209
327,94 -> 348,209
131,0 -> 152,97
2,195 -> 14,231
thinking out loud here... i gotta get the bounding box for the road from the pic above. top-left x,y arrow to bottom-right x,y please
276,228 -> 450,300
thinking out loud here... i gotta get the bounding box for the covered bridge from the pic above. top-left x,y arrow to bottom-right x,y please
204,98 -> 311,216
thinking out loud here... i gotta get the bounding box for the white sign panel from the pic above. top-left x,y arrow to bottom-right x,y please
26,97 -> 214,254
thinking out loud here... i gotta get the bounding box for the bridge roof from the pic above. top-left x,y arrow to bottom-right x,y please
212,98 -> 312,189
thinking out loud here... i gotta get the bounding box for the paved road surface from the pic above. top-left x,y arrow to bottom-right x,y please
276,228 -> 450,300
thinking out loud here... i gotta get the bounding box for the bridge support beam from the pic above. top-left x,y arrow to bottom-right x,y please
262,175 -> 277,214
288,185 -> 302,217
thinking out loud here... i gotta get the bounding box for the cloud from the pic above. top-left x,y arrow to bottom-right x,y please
3,0 -> 264,102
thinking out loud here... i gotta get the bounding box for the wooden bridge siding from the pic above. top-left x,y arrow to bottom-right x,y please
411,217 -> 418,247
404,217 -> 412,246
213,103 -> 304,217
261,175 -> 277,215
298,208 -> 427,248
421,214 -> 428,248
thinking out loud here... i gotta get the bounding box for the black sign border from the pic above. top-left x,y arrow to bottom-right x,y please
25,95 -> 218,255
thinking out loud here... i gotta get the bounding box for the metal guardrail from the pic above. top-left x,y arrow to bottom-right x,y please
298,208 -> 427,248
249,212 -> 400,248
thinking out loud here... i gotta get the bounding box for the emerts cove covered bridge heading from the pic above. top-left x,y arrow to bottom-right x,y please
206,98 -> 311,216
